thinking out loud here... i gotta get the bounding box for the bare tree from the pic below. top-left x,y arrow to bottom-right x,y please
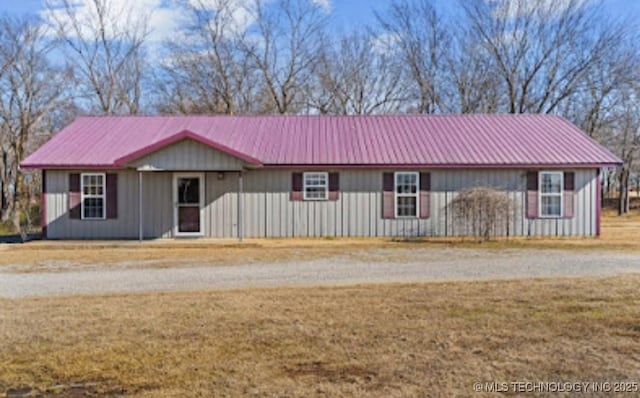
44,0 -> 149,114
558,29 -> 640,212
444,25 -> 502,114
308,32 -> 407,114
240,0 -> 327,114
0,23 -> 11,218
156,0 -> 259,114
376,0 -> 446,114
0,16 -> 69,234
462,0 -> 626,114
610,92 -> 640,215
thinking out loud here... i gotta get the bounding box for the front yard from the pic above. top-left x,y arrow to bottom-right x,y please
0,211 -> 638,274
1,276 -> 640,397
0,211 -> 638,396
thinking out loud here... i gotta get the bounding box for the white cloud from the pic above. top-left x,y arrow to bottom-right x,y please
311,0 -> 331,13
184,0 -> 256,34
147,6 -> 181,43
41,0 -> 258,44
40,0 -> 328,58
489,0 -> 591,20
42,0 -> 160,39
370,32 -> 400,55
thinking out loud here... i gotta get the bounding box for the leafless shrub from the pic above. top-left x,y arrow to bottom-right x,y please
449,186 -> 514,240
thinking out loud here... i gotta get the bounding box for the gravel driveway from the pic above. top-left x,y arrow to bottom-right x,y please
1,248 -> 639,298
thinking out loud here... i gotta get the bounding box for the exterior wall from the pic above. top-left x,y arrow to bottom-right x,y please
44,168 -> 599,239
129,139 -> 246,171
239,169 -> 598,238
45,170 -> 141,239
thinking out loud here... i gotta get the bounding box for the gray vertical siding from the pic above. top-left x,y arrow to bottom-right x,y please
129,139 -> 246,170
46,170 -> 141,239
45,168 -> 599,239
204,172 -> 239,238
141,172 -> 173,238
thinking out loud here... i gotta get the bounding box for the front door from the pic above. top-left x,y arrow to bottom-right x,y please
173,173 -> 204,236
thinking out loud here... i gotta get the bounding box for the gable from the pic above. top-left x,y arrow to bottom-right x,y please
127,138 -> 247,171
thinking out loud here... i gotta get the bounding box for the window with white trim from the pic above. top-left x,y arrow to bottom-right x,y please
81,173 -> 105,219
539,171 -> 563,217
303,172 -> 328,200
395,172 -> 419,218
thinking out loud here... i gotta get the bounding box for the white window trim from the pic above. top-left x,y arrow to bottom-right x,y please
80,172 -> 106,220
303,172 -> 329,201
394,171 -> 420,219
539,171 -> 563,218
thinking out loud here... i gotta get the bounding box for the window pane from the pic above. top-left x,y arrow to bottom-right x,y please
178,178 -> 200,204
83,197 -> 104,218
82,175 -> 91,194
541,196 -> 561,217
304,173 -> 327,200
305,187 -> 327,199
304,173 -> 327,186
396,196 -> 417,217
396,173 -> 417,194
82,174 -> 105,219
541,173 -> 562,194
82,175 -> 104,196
97,176 -> 104,193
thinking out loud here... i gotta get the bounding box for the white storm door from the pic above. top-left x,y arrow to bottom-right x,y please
173,173 -> 205,237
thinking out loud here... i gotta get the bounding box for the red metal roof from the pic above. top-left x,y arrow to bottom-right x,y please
21,114 -> 621,169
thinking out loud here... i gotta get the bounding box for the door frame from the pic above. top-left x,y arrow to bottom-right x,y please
173,172 -> 205,237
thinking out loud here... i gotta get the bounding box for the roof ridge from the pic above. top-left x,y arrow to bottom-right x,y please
74,113 -> 562,119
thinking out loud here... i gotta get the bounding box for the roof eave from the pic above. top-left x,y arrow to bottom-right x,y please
20,162 -> 622,170
261,162 -> 623,169
20,163 -> 126,170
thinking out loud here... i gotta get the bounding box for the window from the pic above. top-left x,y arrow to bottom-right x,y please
81,173 -> 105,219
395,172 -> 419,218
539,171 -> 563,218
303,172 -> 328,200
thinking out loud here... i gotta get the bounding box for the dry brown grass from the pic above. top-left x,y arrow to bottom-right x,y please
1,276 -> 640,397
434,210 -> 640,251
0,212 -> 638,273
600,209 -> 640,242
0,238 -> 404,272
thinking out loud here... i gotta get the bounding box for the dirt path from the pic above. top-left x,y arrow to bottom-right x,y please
1,248 -> 639,298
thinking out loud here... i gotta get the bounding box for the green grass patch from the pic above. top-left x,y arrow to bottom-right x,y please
0,221 -> 16,236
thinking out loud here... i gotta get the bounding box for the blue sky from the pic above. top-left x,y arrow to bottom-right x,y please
1,0 -> 638,36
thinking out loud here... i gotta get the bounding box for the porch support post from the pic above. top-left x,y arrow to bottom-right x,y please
238,170 -> 244,242
138,171 -> 143,242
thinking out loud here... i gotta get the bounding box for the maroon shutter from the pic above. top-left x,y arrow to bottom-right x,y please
419,172 -> 430,219
106,173 -> 118,219
382,172 -> 395,219
526,171 -> 538,219
41,170 -> 47,238
290,172 -> 303,201
68,173 -> 81,219
563,171 -> 575,218
328,172 -> 339,201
